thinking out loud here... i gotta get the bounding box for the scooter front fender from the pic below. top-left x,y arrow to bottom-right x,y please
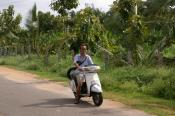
91,84 -> 102,93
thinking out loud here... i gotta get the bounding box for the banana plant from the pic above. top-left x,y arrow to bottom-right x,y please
142,0 -> 175,65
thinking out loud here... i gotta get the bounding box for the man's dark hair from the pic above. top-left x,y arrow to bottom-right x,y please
80,43 -> 89,50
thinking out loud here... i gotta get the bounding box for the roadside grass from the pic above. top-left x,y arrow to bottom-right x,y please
104,91 -> 175,116
0,55 -> 70,83
0,55 -> 175,116
163,44 -> 175,58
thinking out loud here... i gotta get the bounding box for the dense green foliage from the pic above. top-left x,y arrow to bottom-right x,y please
1,0 -> 175,65
50,0 -> 79,16
0,5 -> 22,46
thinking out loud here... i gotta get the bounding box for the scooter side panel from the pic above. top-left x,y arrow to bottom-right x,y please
85,73 -> 102,94
69,80 -> 76,92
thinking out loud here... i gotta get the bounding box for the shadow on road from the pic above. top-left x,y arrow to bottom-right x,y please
23,98 -> 119,115
23,98 -> 95,108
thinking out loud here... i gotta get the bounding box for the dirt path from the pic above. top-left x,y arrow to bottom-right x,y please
0,66 -> 154,116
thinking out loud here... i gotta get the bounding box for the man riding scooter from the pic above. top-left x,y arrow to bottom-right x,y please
71,43 -> 93,104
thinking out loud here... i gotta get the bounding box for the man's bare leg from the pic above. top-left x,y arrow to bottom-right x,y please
74,82 -> 82,104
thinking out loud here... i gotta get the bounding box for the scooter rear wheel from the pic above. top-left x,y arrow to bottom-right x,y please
92,92 -> 103,106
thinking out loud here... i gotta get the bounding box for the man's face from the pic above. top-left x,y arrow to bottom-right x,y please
80,45 -> 87,54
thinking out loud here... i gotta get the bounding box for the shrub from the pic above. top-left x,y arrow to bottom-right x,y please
119,81 -> 139,92
0,60 -> 6,65
26,64 -> 40,71
49,64 -> 58,73
144,76 -> 175,99
145,78 -> 166,98
164,76 -> 175,99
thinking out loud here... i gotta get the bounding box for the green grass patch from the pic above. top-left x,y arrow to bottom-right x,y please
163,44 -> 175,58
104,91 -> 175,116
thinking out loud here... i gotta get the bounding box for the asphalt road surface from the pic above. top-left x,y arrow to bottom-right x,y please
0,66 -> 153,116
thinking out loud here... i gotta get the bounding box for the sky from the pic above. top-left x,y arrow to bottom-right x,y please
0,0 -> 115,27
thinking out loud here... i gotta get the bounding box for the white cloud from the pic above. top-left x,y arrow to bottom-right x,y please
78,0 -> 114,11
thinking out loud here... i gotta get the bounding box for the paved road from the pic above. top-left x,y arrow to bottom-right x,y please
0,67 -> 153,116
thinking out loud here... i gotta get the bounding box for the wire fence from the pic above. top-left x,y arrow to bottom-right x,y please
0,46 -> 118,69
0,46 -> 26,56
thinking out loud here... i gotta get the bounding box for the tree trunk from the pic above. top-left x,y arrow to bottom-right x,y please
44,48 -> 50,65
21,46 -> 25,56
27,44 -> 31,59
0,47 -> 2,56
62,48 -> 67,59
103,51 -> 110,70
6,47 -> 9,56
4,47 -> 7,56
36,45 -> 40,58
154,49 -> 163,65
57,48 -> 62,62
127,49 -> 133,65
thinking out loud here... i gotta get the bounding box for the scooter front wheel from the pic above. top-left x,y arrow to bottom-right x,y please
92,92 -> 103,106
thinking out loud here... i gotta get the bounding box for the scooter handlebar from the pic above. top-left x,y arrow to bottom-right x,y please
82,65 -> 101,72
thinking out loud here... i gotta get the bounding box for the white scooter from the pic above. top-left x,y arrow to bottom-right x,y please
67,65 -> 103,106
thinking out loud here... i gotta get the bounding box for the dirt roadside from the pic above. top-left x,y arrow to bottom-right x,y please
0,66 -> 154,116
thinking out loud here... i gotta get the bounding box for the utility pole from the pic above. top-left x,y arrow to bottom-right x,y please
135,3 -> 138,15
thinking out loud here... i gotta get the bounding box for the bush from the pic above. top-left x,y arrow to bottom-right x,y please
119,81 -> 139,92
49,64 -> 58,73
164,76 -> 175,99
145,78 -> 166,98
0,60 -> 6,65
26,64 -> 40,71
144,76 -> 175,99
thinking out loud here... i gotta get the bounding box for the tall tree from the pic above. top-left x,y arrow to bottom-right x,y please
109,0 -> 145,65
50,0 -> 79,59
37,11 -> 64,65
70,6 -> 110,53
50,0 -> 79,16
25,3 -> 38,57
0,5 -> 22,47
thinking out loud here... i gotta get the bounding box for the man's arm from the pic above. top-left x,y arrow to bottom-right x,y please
87,55 -> 93,65
73,55 -> 83,70
74,62 -> 80,68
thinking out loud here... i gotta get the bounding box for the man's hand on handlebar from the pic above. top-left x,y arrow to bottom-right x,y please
77,66 -> 85,71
